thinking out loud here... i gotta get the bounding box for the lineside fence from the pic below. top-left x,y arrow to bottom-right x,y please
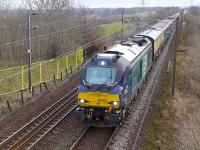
0,49 -> 83,96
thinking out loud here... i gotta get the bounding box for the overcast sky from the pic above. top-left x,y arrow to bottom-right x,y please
10,0 -> 200,8
74,0 -> 199,8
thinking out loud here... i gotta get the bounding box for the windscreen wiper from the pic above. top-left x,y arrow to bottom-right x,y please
96,77 -> 112,91
83,80 -> 91,88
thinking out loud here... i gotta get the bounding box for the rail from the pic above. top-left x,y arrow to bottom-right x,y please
69,127 -> 118,150
0,88 -> 78,149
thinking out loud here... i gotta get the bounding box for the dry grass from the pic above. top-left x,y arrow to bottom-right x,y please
148,48 -> 200,150
173,93 -> 200,149
145,8 -> 200,150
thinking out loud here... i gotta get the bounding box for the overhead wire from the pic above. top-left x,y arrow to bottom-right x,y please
0,22 -> 99,49
0,15 -> 80,33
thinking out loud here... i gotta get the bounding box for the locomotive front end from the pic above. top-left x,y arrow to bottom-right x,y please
74,53 -> 126,127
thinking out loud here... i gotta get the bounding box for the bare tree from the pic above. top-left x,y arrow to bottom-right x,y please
24,0 -> 73,15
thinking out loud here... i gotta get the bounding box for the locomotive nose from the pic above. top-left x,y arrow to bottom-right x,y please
78,92 -> 120,109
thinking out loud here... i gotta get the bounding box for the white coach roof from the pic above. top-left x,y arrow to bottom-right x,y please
137,28 -> 162,40
153,19 -> 175,31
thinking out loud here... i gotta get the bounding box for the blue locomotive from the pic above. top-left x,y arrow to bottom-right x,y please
74,13 -> 179,127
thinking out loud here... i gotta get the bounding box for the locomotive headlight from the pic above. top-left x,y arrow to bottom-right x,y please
80,99 -> 85,103
113,101 -> 118,106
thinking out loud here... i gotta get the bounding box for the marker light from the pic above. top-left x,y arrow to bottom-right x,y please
100,61 -> 106,65
113,101 -> 118,106
80,99 -> 85,103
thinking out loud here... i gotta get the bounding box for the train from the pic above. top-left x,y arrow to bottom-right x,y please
74,13 -> 181,127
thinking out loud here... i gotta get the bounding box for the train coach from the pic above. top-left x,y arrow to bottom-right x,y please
74,13 -> 179,127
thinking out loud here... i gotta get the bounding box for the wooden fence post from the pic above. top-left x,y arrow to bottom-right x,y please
53,74 -> 56,85
21,91 -> 24,104
7,100 -> 12,113
32,86 -> 34,97
70,66 -> 73,74
61,72 -> 63,81
43,82 -> 48,90
40,83 -> 42,93
66,68 -> 68,78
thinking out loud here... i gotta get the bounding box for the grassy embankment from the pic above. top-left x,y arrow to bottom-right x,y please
145,8 -> 200,150
100,22 -> 128,36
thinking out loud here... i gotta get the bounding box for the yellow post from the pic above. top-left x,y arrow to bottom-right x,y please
40,62 -> 42,83
56,59 -> 60,79
81,49 -> 84,64
21,66 -> 24,89
76,51 -> 78,68
65,56 -> 68,73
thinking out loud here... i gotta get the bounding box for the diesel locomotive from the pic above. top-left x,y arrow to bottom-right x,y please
74,13 -> 180,127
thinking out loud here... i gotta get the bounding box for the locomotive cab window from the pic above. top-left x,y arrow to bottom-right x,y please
86,67 -> 117,85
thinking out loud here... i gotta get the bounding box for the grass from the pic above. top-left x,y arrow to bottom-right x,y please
144,72 -> 173,150
145,8 -> 200,148
100,22 -> 131,37
0,52 -> 81,95
100,22 -> 123,36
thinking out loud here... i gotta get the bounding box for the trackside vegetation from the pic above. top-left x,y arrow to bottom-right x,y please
145,7 -> 200,149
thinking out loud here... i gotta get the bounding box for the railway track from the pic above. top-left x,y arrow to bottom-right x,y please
69,127 -> 118,150
0,88 -> 78,150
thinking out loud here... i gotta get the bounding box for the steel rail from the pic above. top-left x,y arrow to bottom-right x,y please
69,127 -> 118,150
103,127 -> 119,150
69,127 -> 90,150
0,88 -> 78,150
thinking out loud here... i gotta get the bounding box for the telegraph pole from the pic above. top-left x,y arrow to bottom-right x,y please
27,11 -> 32,92
171,16 -> 179,98
141,0 -> 145,7
27,11 -> 37,92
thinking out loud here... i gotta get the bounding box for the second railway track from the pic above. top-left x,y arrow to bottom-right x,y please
69,126 -> 118,150
0,88 -> 78,150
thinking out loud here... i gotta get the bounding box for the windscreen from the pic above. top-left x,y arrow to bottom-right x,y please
86,67 -> 117,85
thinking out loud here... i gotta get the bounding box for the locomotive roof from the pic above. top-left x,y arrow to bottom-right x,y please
97,37 -> 151,63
